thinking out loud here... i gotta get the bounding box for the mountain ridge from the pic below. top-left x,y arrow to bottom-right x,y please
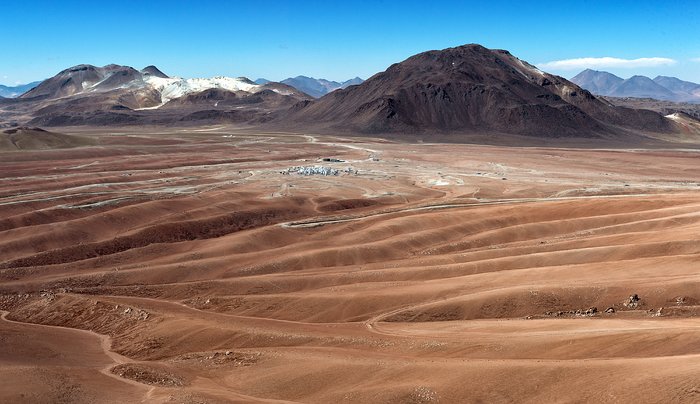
571,70 -> 700,103
1,64 -> 312,126
0,46 -> 693,145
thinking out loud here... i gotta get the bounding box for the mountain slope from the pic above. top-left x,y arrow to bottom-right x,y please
143,76 -> 262,105
653,76 -> 700,97
281,44 -> 676,138
603,96 -> 700,120
20,65 -> 136,100
161,82 -> 307,110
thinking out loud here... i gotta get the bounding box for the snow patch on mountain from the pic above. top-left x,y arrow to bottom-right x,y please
515,58 -> 545,78
145,76 -> 262,104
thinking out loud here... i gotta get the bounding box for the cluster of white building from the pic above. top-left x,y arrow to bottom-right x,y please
282,166 -> 356,176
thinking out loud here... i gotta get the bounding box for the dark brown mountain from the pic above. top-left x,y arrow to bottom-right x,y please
280,44 -> 677,139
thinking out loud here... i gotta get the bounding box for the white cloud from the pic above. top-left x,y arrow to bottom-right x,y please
691,57 -> 700,62
537,57 -> 677,70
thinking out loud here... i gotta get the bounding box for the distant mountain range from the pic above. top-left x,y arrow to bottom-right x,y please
20,64 -> 278,104
1,45 -> 696,144
0,81 -> 42,98
571,69 -> 700,103
0,64 -> 310,126
255,76 -> 364,98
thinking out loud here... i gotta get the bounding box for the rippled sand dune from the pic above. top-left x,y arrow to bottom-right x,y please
1,128 -> 699,403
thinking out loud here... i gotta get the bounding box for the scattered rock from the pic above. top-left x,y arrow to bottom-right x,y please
409,386 -> 439,403
172,351 -> 260,367
623,294 -> 640,309
121,306 -> 149,320
111,364 -> 184,387
0,293 -> 32,311
544,307 -> 597,317
39,290 -> 55,302
605,307 -> 615,314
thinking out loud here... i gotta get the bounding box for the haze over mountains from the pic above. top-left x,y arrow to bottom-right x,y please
272,76 -> 364,98
0,81 -> 42,98
571,69 -> 700,103
254,76 -> 363,97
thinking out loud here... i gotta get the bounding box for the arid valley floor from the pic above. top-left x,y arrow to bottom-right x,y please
1,127 -> 699,403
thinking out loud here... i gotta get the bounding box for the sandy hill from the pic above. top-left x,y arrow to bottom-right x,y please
0,127 -> 96,151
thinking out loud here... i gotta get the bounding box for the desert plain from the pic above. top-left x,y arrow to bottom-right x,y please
1,127 -> 699,403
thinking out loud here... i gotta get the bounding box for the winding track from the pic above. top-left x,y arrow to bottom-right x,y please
1,310 -> 153,395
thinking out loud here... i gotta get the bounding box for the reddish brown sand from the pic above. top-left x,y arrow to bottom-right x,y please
1,127 -> 699,403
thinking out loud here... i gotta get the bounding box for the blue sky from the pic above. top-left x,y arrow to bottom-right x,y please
2,0 -> 699,85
